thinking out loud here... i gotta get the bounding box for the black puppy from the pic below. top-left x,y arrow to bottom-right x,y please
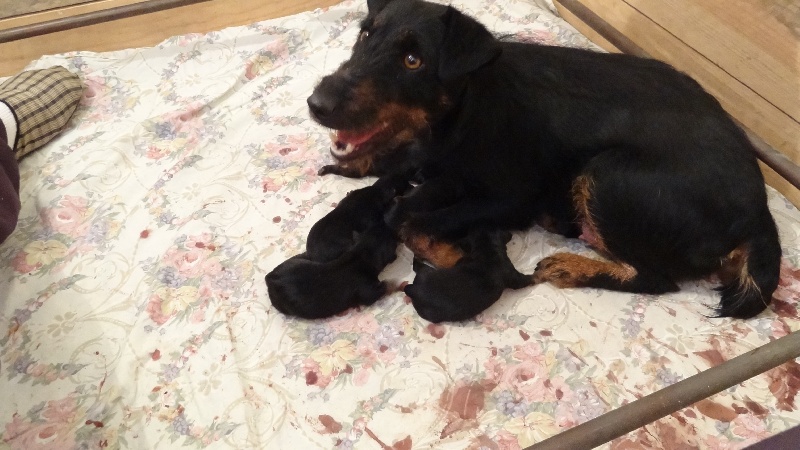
266,222 -> 399,319
405,230 -> 532,323
307,0 -> 781,318
306,173 -> 411,262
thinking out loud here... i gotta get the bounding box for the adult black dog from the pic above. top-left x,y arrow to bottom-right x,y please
307,0 -> 781,318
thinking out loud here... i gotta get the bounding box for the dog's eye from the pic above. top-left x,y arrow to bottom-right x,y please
358,30 -> 369,42
404,54 -> 422,70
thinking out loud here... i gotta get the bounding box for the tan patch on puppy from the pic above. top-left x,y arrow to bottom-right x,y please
403,233 -> 464,268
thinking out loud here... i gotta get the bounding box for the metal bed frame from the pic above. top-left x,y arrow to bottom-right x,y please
3,1 -> 799,448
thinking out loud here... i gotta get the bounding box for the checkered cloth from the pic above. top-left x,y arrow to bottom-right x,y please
0,67 -> 83,160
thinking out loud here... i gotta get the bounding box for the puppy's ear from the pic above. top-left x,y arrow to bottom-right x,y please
367,0 -> 396,15
438,6 -> 501,81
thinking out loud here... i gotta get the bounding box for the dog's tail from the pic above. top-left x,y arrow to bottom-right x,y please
715,217 -> 781,319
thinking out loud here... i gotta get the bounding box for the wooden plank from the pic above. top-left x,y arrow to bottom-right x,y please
0,0 -> 214,43
0,1 -> 148,30
0,0 -> 96,20
763,162 -> 800,209
556,0 -> 800,197
560,0 -> 800,208
552,2 -> 620,53
624,0 -> 800,126
0,0 -> 341,76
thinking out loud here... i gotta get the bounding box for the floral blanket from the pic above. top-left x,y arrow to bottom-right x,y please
1,1 -> 799,449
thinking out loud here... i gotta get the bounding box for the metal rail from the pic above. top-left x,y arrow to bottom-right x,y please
528,330 -> 800,449
0,0 -> 213,44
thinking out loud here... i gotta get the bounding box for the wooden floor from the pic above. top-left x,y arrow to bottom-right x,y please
0,0 -> 341,76
554,0 -> 800,207
1,0 -> 798,205
0,0 -> 93,19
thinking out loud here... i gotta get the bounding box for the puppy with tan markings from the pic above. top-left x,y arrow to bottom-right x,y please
405,230 -> 533,323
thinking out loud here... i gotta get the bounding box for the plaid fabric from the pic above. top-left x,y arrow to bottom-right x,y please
0,67 -> 83,160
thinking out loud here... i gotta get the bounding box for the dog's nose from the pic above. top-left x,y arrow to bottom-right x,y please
307,91 -> 337,119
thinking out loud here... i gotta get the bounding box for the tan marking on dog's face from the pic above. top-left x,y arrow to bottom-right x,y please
376,103 -> 429,136
403,233 -> 464,269
533,252 -> 637,288
385,128 -> 416,148
342,80 -> 428,137
348,80 -> 379,116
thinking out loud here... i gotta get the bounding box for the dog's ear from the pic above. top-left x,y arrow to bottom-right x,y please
367,0 -> 396,15
438,6 -> 501,81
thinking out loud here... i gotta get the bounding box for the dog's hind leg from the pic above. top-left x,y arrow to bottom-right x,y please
559,148 -> 779,316
533,167 -> 678,295
533,252 -> 679,294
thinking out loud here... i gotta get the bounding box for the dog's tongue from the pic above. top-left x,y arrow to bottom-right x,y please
337,127 -> 381,146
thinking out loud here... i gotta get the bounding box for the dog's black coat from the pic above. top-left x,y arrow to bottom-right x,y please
405,230 -> 532,323
384,171 -> 464,230
308,0 -> 782,318
266,221 -> 398,319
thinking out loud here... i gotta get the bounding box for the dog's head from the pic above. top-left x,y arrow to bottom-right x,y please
308,0 -> 500,162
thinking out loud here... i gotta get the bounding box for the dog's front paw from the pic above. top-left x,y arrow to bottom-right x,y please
318,164 -> 341,176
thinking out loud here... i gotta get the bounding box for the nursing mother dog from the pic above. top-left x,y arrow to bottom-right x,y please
307,0 -> 781,319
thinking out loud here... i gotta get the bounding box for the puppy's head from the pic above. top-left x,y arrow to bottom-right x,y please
266,254 -> 333,318
307,0 -> 500,163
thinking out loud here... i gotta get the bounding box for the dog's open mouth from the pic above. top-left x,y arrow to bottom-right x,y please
329,124 -> 387,161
